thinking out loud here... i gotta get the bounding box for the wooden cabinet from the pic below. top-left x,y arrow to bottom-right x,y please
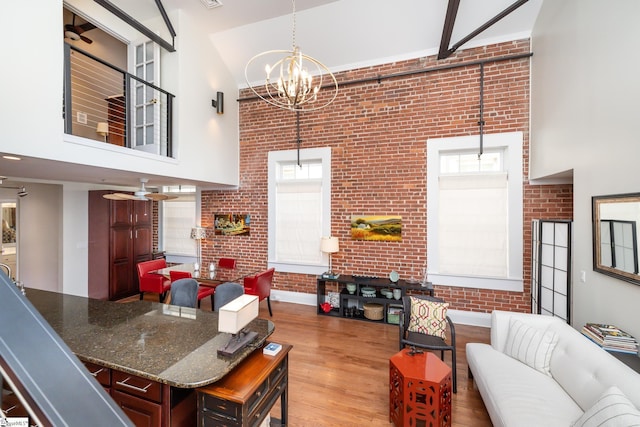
89,191 -> 153,300
82,361 -> 196,427
198,344 -> 291,427
112,371 -> 163,427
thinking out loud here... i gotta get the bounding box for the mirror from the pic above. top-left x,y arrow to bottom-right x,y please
593,193 -> 640,285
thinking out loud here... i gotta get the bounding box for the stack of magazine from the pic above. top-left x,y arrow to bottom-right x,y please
581,323 -> 639,354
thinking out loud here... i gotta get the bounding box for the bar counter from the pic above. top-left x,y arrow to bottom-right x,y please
27,289 -> 274,388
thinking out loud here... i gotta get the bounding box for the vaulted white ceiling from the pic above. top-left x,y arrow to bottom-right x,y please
110,0 -> 543,87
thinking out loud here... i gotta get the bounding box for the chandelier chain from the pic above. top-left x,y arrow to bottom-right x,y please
244,0 -> 338,111
291,0 -> 296,49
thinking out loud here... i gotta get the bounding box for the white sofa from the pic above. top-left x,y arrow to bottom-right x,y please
466,310 -> 640,427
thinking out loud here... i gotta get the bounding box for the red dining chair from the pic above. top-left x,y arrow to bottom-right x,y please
218,258 -> 237,269
169,270 -> 215,310
243,267 -> 275,317
137,259 -> 171,302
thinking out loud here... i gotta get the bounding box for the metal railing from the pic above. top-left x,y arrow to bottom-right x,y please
63,43 -> 174,158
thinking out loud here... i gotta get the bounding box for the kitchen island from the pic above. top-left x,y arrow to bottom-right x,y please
26,289 -> 275,427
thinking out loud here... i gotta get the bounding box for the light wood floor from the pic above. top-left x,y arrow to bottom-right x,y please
137,294 -> 493,426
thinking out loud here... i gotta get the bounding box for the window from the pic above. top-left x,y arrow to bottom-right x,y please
427,132 -> 523,291
161,186 -> 197,257
268,147 -> 331,274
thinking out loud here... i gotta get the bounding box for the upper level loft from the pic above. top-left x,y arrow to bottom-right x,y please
62,6 -> 175,159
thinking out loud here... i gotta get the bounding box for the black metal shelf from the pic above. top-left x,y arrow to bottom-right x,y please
317,274 -> 433,325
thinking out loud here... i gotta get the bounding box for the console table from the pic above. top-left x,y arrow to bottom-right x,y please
317,275 -> 433,324
197,343 -> 291,427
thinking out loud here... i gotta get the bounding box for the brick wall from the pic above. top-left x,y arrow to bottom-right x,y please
201,39 -> 574,314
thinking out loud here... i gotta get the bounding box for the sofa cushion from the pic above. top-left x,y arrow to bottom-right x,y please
572,386 -> 640,427
546,320 -> 640,412
407,297 -> 449,339
504,318 -> 558,376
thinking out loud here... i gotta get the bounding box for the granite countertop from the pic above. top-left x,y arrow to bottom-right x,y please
27,289 -> 274,388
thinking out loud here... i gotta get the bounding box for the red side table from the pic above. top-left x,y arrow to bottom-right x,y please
389,348 -> 452,427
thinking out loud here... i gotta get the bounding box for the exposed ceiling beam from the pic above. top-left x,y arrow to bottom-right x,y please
94,0 -> 176,52
438,0 -> 530,60
438,0 -> 461,61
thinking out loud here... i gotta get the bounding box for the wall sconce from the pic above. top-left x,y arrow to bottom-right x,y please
211,91 -> 224,114
96,122 -> 109,142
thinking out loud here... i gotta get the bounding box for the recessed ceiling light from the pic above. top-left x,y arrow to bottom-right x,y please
200,0 -> 222,9
2,155 -> 21,161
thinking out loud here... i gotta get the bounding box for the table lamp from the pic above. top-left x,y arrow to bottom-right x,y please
320,236 -> 340,279
217,294 -> 259,357
96,122 -> 109,142
190,226 -> 207,270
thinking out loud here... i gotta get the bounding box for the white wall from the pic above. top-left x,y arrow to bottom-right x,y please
62,185 -> 89,296
531,1 -> 640,338
16,183 -> 62,293
2,0 -> 239,188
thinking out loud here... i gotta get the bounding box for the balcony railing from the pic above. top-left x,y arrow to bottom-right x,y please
63,43 -> 174,158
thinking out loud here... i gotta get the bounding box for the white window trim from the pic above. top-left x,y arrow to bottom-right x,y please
160,187 -> 201,264
268,147 -> 331,274
427,132 -> 523,291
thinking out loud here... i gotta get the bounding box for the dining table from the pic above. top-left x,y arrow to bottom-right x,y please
153,262 -> 258,288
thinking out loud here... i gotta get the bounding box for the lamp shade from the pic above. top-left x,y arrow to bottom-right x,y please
96,122 -> 109,136
320,236 -> 339,253
218,294 -> 259,335
190,227 -> 206,239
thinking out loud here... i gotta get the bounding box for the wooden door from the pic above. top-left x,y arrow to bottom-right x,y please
110,198 -> 132,227
110,226 -> 133,300
133,199 -> 151,226
112,390 -> 162,427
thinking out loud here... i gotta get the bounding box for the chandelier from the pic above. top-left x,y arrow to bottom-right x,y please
244,0 -> 338,112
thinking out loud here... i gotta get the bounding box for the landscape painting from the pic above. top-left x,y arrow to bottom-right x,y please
214,213 -> 250,236
351,215 -> 402,241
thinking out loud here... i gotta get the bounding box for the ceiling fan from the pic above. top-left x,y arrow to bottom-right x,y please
64,13 -> 96,44
103,178 -> 178,202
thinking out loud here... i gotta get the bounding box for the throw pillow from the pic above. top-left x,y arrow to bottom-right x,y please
572,386 -> 640,427
504,318 -> 558,376
407,297 -> 449,339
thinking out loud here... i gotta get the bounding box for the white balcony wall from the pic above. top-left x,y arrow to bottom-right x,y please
2,0 -> 239,188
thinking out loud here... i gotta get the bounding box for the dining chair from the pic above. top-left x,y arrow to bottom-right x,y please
169,278 -> 198,308
137,259 -> 171,302
169,270 -> 215,310
218,258 -> 237,269
213,282 -> 245,312
243,267 -> 275,317
399,294 -> 457,393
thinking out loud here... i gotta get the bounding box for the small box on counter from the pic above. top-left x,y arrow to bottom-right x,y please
263,342 -> 282,356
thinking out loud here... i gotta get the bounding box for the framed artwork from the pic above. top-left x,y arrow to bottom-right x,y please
214,213 -> 250,236
351,215 -> 402,241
